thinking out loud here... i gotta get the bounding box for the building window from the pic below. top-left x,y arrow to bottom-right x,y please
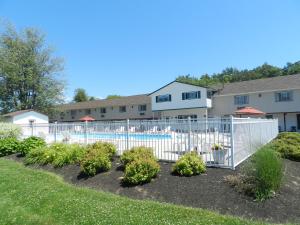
178,115 -> 197,120
156,94 -> 171,103
234,95 -> 249,105
119,106 -> 126,113
266,114 -> 273,119
71,110 -> 77,116
138,104 -> 147,111
297,114 -> 300,130
275,91 -> 293,102
60,112 -> 65,120
85,109 -> 91,115
182,91 -> 201,100
100,107 -> 106,113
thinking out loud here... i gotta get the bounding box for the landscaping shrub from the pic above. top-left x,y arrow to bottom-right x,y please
25,146 -> 49,165
87,142 -> 116,159
0,123 -> 22,139
25,143 -> 86,167
172,151 -> 206,176
80,148 -> 111,176
244,146 -> 283,200
0,138 -> 22,156
123,158 -> 160,185
269,132 -> 300,161
19,136 -> 46,156
120,146 -> 156,167
52,144 -> 86,167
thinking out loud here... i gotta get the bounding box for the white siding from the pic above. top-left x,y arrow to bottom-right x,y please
150,82 -> 210,111
212,89 -> 300,116
12,111 -> 49,125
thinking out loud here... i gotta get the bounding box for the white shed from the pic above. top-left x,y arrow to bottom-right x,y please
2,110 -> 49,137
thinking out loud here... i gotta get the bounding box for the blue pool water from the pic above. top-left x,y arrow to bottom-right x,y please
70,133 -> 172,140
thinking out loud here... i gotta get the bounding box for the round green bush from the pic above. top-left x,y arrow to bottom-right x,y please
20,136 -> 46,156
123,158 -> 160,185
87,142 -> 116,159
0,138 -> 22,157
269,132 -> 300,161
120,147 -> 156,167
172,151 -> 206,176
80,148 -> 111,176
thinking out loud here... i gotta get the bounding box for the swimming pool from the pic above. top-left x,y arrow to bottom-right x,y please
68,133 -> 172,140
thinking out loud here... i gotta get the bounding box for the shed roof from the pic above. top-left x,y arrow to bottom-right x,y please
2,109 -> 46,117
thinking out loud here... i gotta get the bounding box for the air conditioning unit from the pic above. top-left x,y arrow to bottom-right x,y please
101,115 -> 105,118
140,112 -> 145,116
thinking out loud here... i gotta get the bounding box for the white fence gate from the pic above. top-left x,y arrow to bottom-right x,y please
19,117 -> 278,169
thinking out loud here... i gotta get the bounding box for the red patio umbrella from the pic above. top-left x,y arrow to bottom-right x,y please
79,115 -> 95,122
235,107 -> 266,116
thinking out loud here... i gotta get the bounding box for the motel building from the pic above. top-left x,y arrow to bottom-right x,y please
53,74 -> 300,132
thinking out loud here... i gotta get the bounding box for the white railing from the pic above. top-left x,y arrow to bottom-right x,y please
18,117 -> 278,169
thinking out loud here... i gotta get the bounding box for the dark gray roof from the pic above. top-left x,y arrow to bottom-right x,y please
215,74 -> 300,95
58,94 -> 150,111
2,109 -> 44,117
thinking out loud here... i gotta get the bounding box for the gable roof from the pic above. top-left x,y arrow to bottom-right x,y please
57,94 -> 150,111
2,110 -> 46,117
215,74 -> 300,96
148,80 -> 206,96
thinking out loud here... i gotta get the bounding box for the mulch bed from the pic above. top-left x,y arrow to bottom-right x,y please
6,154 -> 300,224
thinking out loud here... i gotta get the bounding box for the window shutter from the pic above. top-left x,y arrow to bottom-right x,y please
198,91 -> 201,98
182,93 -> 185,100
169,95 -> 172,101
156,96 -> 158,102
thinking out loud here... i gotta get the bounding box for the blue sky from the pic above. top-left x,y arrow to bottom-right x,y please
1,0 -> 300,101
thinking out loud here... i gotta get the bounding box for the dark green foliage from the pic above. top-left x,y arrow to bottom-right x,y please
176,61 -> 300,88
120,146 -> 156,167
123,158 -> 160,185
80,148 -> 111,176
20,136 -> 46,156
0,138 -> 21,156
244,147 -> 283,200
106,95 -> 121,100
73,88 -> 89,102
268,132 -> 300,161
0,25 -> 65,114
172,152 -> 206,176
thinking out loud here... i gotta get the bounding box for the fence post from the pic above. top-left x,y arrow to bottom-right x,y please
126,119 -> 130,150
54,121 -> 57,143
84,121 -> 88,145
188,116 -> 192,151
230,115 -> 235,170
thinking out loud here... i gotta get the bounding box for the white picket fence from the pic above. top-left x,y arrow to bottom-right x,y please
18,117 -> 278,169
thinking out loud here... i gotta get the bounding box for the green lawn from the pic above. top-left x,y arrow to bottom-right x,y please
0,158 -> 265,225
